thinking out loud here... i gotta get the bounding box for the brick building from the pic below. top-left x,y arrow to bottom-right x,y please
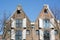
2,4 -> 60,40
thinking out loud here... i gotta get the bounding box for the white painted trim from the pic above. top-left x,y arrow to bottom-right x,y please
39,18 -> 43,28
23,18 -> 26,28
22,29 -> 26,39
50,30 -> 55,40
39,30 -> 44,40
31,22 -> 35,25
50,18 -> 54,28
11,29 -> 15,40
11,18 -> 16,28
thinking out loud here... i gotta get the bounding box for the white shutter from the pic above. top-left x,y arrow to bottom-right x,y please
11,29 -> 15,40
22,29 -> 26,39
50,30 -> 55,40
39,30 -> 44,40
23,18 -> 26,28
39,18 -> 43,28
11,18 -> 16,28
50,18 -> 54,28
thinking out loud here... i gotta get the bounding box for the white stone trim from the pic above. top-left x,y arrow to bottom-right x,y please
11,29 -> 15,40
39,18 -> 43,28
22,18 -> 26,28
50,18 -> 54,28
22,29 -> 26,39
11,18 -> 16,28
50,30 -> 55,40
39,30 -> 44,40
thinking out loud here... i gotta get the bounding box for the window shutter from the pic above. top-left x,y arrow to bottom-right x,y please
23,18 -> 26,28
50,18 -> 54,28
39,30 -> 44,40
39,18 -> 43,28
11,18 -> 16,28
50,30 -> 55,40
22,29 -> 26,39
11,29 -> 15,40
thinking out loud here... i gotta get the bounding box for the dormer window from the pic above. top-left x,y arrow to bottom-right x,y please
44,9 -> 48,13
17,10 -> 21,14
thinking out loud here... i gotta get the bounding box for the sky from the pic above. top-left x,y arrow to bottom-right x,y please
0,0 -> 60,35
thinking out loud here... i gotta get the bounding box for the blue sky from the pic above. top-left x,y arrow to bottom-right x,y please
0,0 -> 60,35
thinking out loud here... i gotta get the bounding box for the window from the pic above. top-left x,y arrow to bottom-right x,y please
44,30 -> 50,40
16,19 -> 22,28
17,10 -> 21,14
55,30 -> 58,35
44,9 -> 48,13
44,19 -> 50,28
26,30 -> 30,35
31,25 -> 35,29
36,30 -> 39,35
7,30 -> 11,34
15,30 -> 22,40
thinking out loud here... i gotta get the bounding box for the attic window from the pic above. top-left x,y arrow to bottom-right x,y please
44,9 -> 48,13
17,10 -> 21,14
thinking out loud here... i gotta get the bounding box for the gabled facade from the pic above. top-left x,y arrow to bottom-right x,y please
2,4 -> 60,40
3,5 -> 31,40
35,4 -> 60,40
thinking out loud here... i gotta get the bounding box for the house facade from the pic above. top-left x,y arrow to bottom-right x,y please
2,4 -> 60,40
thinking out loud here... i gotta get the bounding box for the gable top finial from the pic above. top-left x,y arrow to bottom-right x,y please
43,4 -> 55,18
44,4 -> 49,9
17,4 -> 22,10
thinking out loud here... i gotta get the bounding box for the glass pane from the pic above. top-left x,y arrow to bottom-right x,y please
55,30 -> 58,35
7,30 -> 11,34
16,19 -> 22,28
31,25 -> 35,29
44,30 -> 50,40
44,19 -> 50,28
36,30 -> 39,35
15,30 -> 22,40
26,30 -> 30,35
